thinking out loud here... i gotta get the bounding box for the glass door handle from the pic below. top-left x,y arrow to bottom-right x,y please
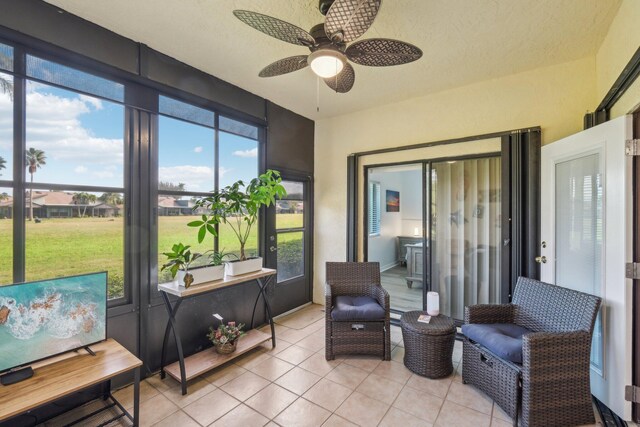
535,256 -> 547,264
269,246 -> 277,252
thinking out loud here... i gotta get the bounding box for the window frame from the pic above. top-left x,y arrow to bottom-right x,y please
2,42 -> 133,311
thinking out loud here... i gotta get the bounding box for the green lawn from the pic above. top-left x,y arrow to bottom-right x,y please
0,214 -> 303,298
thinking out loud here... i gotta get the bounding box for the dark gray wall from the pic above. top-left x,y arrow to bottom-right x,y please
267,101 -> 315,174
0,0 -> 314,387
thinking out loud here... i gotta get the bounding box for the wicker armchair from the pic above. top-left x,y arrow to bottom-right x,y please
462,277 -> 601,427
325,262 -> 391,361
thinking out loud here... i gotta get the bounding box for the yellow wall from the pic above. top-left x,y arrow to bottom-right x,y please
596,0 -> 640,117
313,0 -> 640,304
313,56 -> 596,303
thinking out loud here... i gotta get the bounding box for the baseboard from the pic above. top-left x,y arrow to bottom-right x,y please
273,302 -> 314,320
380,261 -> 400,272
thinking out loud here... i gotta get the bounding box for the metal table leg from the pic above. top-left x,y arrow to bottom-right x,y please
159,291 -> 188,395
250,275 -> 276,348
159,296 -> 182,380
133,367 -> 140,427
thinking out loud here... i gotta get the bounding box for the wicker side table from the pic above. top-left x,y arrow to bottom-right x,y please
400,311 -> 456,378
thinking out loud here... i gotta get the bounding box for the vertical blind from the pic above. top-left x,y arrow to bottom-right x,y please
430,157 -> 502,319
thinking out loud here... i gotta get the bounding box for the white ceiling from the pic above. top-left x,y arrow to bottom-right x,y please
45,0 -> 621,120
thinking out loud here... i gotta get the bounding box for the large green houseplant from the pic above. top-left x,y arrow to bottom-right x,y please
189,169 -> 286,275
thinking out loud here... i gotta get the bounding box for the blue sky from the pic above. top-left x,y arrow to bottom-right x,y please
0,78 -> 258,194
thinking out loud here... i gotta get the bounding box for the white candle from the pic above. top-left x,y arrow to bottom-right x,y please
427,292 -> 440,316
413,227 -> 420,236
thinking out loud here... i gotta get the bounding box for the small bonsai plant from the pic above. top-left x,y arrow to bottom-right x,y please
207,321 -> 245,354
161,243 -> 202,288
189,169 -> 286,261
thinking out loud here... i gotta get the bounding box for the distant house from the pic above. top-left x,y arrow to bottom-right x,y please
0,196 -> 12,219
24,191 -> 122,218
276,200 -> 303,215
157,196 -> 206,216
0,191 -> 207,219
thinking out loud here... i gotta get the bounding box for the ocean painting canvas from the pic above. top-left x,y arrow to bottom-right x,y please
0,272 -> 107,373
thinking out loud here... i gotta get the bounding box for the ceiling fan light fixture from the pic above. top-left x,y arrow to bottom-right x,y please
308,49 -> 346,78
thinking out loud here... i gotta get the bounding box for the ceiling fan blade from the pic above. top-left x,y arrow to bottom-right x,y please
346,38 -> 422,66
233,10 -> 315,46
324,63 -> 355,93
325,0 -> 381,43
259,56 -> 309,77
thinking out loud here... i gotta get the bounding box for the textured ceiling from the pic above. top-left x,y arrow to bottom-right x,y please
44,0 -> 621,119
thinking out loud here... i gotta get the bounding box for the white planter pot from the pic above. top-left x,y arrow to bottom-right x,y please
191,265 -> 225,284
225,257 -> 263,276
176,265 -> 225,287
176,270 -> 190,287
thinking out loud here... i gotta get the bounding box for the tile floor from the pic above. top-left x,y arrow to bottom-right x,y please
47,304 -> 606,427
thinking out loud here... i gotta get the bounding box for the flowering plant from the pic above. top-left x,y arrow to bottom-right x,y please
207,321 -> 245,346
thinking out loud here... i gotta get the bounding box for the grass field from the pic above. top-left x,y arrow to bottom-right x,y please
0,214 -> 303,298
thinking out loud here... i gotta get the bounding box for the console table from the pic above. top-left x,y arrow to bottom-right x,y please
0,339 -> 141,426
158,268 -> 277,395
397,236 -> 421,264
406,243 -> 423,288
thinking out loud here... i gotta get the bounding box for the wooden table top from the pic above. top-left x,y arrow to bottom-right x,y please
157,268 -> 277,298
0,338 -> 141,421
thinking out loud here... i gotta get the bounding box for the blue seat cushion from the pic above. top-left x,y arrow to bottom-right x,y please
461,323 -> 531,364
331,296 -> 386,321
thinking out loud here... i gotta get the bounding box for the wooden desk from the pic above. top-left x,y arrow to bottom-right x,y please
158,268 -> 277,395
0,339 -> 142,426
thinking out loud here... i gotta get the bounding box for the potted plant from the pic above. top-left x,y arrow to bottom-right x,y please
193,250 -> 233,283
189,169 -> 286,276
161,245 -> 232,286
160,243 -> 202,288
207,321 -> 245,354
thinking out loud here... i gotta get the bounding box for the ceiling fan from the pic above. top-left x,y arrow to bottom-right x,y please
233,0 -> 423,93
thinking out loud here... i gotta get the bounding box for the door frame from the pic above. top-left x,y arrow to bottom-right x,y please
362,152 -> 502,317
264,169 -> 314,316
633,110 -> 640,422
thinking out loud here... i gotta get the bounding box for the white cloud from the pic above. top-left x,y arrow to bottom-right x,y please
159,165 -> 215,192
23,89 -> 123,172
232,148 -> 258,158
194,146 -> 203,153
78,94 -> 103,110
74,165 -> 88,174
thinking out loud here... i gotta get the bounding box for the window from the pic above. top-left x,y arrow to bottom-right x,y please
156,107 -> 262,275
368,181 -> 381,236
0,65 -> 12,285
157,97 -> 216,284
22,57 -> 126,300
218,117 -> 259,259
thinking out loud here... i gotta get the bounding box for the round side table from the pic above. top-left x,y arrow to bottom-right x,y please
400,311 -> 456,378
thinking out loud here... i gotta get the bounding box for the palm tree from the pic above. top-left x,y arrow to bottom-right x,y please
0,155 -> 5,177
72,192 -> 97,218
0,52 -> 13,100
26,148 -> 46,221
98,192 -> 123,206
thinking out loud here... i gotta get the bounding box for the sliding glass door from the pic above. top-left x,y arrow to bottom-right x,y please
429,157 -> 502,320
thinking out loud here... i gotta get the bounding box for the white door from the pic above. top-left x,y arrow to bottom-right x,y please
540,115 -> 633,420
